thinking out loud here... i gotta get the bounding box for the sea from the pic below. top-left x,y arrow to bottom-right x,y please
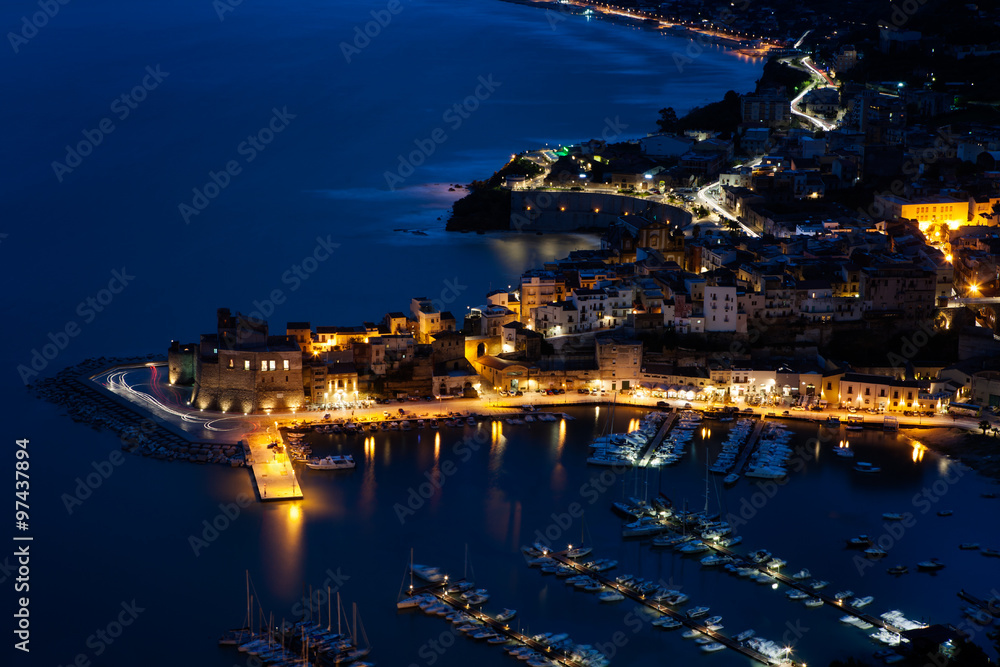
6,0 -> 995,665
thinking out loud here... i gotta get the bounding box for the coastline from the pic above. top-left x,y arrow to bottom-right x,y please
900,427 -> 1000,482
497,0 -> 771,52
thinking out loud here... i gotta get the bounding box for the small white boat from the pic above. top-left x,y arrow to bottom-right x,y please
723,473 -> 740,486
496,608 -> 516,622
305,455 -> 356,470
916,559 -> 945,571
701,642 -> 725,652
804,597 -> 824,608
882,512 -> 905,521
791,569 -> 811,580
834,590 -> 853,600
851,596 -> 874,608
687,606 -> 710,618
566,546 -> 593,559
598,590 -> 624,603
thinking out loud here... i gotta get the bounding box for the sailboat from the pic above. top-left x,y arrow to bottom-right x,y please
566,517 -> 593,558
219,570 -> 254,645
397,549 -> 423,609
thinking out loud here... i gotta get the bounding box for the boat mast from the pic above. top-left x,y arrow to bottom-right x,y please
327,586 -> 332,632
353,602 -> 358,645
245,570 -> 250,637
337,591 -> 341,636
309,585 -> 314,625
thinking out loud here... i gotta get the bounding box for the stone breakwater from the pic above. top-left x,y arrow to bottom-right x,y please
29,356 -> 246,466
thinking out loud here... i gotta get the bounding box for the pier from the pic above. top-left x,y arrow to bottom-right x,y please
415,583 -> 588,667
546,553 -> 799,666
245,431 -> 303,501
733,419 -> 766,474
647,509 -> 906,635
637,413 -> 677,467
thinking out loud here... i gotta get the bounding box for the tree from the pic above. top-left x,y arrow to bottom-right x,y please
979,420 -> 990,434
656,107 -> 678,133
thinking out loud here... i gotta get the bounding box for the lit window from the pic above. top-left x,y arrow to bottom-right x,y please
244,360 -> 250,371
269,360 -> 276,371
261,360 -> 267,371
283,359 -> 290,371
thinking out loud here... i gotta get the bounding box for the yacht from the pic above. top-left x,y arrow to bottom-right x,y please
851,596 -> 874,608
598,590 -> 624,603
305,455 -> 356,470
865,547 -> 888,559
566,546 -> 593,559
916,559 -> 945,571
847,535 -> 872,547
496,609 -> 516,622
687,606 -> 710,618
833,590 -> 854,600
804,597 -> 824,608
791,569 -> 810,580
701,643 -> 725,652
652,617 -> 682,629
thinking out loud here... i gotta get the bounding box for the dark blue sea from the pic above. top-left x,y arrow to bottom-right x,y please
9,2 -> 996,666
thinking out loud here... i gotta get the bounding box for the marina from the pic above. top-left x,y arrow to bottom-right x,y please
529,550 -> 804,666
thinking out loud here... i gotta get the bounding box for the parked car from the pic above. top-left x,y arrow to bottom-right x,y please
656,401 -> 668,407
498,390 -> 508,397
790,406 -> 805,411
577,388 -> 590,394
782,410 -> 790,416
683,403 -> 692,409
514,390 -> 523,396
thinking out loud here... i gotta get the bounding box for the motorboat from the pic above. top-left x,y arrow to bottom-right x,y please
854,462 -> 881,473
865,547 -> 888,559
566,546 -> 593,559
833,590 -> 854,601
791,569 -> 810,580
734,629 -> 755,642
305,455 -> 355,470
847,535 -> 872,548
916,559 -> 945,571
652,616 -> 682,629
887,565 -> 908,575
687,606 -> 710,618
723,473 -> 740,486
882,512 -> 905,521
851,596 -> 874,608
598,590 -> 624,602
701,643 -> 725,653
804,597 -> 823,608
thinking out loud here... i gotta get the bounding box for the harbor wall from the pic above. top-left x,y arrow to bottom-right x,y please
510,191 -> 692,232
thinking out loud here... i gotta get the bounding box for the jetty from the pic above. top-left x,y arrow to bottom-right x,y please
637,413 -> 677,467
245,431 -> 303,501
733,419 -> 766,473
414,583 -> 589,667
546,553 -> 801,666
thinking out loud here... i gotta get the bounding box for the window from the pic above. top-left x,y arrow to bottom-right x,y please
826,382 -> 832,390
893,391 -> 899,399
269,360 -> 276,371
847,386 -> 853,395
228,358 -> 234,369
261,360 -> 267,372
283,359 -> 289,371
244,360 -> 250,371
865,388 -> 870,396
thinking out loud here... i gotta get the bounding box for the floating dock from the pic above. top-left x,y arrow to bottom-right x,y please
414,583 -> 588,667
733,419 -> 766,474
547,553 -> 800,666
637,413 -> 677,467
